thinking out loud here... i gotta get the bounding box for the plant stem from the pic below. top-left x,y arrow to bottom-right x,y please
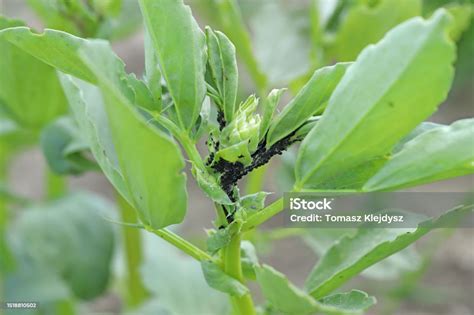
0,145 -> 9,233
45,168 -> 66,200
223,233 -> 256,315
55,299 -> 76,315
242,197 -> 284,231
0,146 -> 11,303
242,188 -> 360,231
214,203 -> 228,227
117,194 -> 148,307
147,227 -> 213,262
153,114 -> 205,169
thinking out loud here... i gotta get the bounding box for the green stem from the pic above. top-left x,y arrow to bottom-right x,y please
154,114 -> 205,169
214,0 -> 268,95
0,146 -> 10,303
243,166 -> 269,242
223,233 -> 256,315
118,194 -> 148,307
147,227 -> 213,262
242,197 -> 284,231
0,145 -> 8,230
214,203 -> 228,228
245,165 -> 267,194
54,299 -> 76,315
242,188 -> 359,231
45,169 -> 66,200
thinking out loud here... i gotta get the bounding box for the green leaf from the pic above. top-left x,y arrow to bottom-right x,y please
144,23 -> 162,108
240,240 -> 258,280
0,18 -> 67,130
296,10 -> 455,190
319,290 -> 376,314
364,119 -> 474,191
192,96 -> 212,141
215,140 -> 251,164
205,27 -> 238,122
329,0 -> 422,61
5,266 -> 70,303
141,234 -> 229,315
292,116 -> 320,140
10,193 -> 115,300
255,264 -> 376,315
206,221 -> 240,254
240,191 -> 270,213
58,75 -> 131,203
305,206 -> 473,299
256,264 -> 318,315
259,88 -> 285,140
192,163 -> 233,205
0,27 -> 97,83
77,40 -> 188,229
201,260 -> 249,297
266,63 -> 350,147
391,121 -> 443,153
304,228 -> 421,280
126,73 -> 156,111
139,0 -> 207,130
40,116 -> 97,175
16,27 -> 188,228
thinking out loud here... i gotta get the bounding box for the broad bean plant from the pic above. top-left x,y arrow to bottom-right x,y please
1,0 -> 473,314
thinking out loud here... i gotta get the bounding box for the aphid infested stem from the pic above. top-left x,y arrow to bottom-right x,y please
211,130 -> 298,203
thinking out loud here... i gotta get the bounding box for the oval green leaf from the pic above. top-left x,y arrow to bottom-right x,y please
296,10 -> 455,190
305,206 -> 473,299
255,264 -> 376,315
11,193 -> 115,300
266,62 -> 350,147
364,119 -> 474,191
139,0 -> 207,131
78,40 -> 188,229
0,19 -> 68,130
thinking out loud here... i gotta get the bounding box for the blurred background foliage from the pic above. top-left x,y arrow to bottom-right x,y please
0,0 -> 473,314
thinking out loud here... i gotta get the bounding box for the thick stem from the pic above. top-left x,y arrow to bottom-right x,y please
242,197 -> 284,231
223,233 -> 256,315
45,169 -> 67,200
117,194 -> 148,307
0,146 -> 10,303
54,299 -> 76,315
